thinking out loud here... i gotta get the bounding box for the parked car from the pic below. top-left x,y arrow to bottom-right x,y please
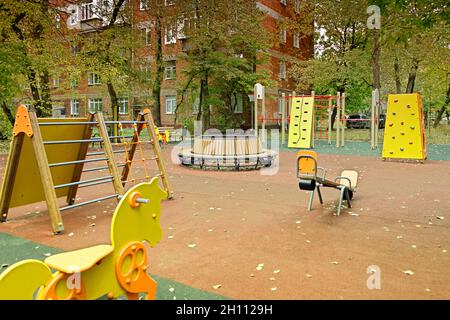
346,114 -> 370,129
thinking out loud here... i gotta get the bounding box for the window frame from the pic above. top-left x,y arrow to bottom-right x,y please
164,60 -> 177,80
118,97 -> 129,115
279,61 -> 287,80
70,98 -> 80,116
88,98 -> 103,113
293,32 -> 300,48
88,72 -> 101,86
165,95 -> 177,114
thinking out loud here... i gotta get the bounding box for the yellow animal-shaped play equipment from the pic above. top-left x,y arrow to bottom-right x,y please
0,178 -> 167,300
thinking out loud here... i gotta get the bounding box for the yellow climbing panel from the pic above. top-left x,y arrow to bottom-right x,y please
288,97 -> 314,149
382,93 -> 427,161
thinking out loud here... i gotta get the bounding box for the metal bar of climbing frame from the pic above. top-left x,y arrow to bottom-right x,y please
48,157 -> 108,168
38,122 -> 98,126
82,164 -> 125,173
104,121 -> 147,125
43,139 -> 103,145
60,194 -> 118,211
86,151 -> 105,156
54,176 -> 113,189
78,178 -> 113,189
108,135 -> 135,140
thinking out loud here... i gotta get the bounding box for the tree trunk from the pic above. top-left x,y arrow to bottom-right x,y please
371,29 -> 381,91
394,55 -> 402,94
405,58 -> 419,94
152,15 -> 163,126
433,83 -> 450,128
199,73 -> 210,130
1,102 -> 15,125
107,81 -> 119,142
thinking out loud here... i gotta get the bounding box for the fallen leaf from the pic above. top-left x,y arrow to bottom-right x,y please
270,287 -> 277,291
68,232 -> 74,237
273,270 -> 280,274
396,235 -> 403,239
411,245 -> 417,248
250,274 -> 255,278
90,223 -> 96,227
331,261 -> 339,265
270,277 -> 276,281
188,244 -> 196,248
436,216 -> 444,220
212,284 -> 222,290
169,288 -> 175,293
168,236 -> 174,239
305,274 -> 312,278
256,263 -> 264,271
403,270 -> 414,275
44,253 -> 52,257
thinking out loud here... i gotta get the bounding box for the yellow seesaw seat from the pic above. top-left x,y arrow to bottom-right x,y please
297,151 -> 358,215
45,245 -> 114,273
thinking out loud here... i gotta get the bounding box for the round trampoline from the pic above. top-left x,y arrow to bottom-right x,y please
178,134 -> 277,170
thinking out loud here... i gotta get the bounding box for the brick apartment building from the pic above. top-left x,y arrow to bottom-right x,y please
40,0 -> 313,128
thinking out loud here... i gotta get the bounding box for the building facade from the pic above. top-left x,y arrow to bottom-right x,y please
43,0 -> 313,128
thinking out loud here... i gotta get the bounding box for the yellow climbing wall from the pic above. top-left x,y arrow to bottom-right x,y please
288,97 -> 314,149
382,93 -> 427,160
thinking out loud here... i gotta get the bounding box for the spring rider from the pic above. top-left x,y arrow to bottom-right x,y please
0,178 -> 167,300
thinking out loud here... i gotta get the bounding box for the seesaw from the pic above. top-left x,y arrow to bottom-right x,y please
297,151 -> 358,215
0,178 -> 167,300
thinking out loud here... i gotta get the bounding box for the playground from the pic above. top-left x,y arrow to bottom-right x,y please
1,139 -> 449,299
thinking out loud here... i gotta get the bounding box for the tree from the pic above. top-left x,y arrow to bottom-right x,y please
0,0 -> 68,117
175,0 -> 272,130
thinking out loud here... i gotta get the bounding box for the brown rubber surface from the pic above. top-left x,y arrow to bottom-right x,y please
1,146 -> 449,299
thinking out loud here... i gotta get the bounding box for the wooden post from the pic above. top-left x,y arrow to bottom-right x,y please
262,90 -> 266,143
311,91 -> 315,148
336,92 -> 341,148
328,97 -> 332,144
120,113 -> 147,185
374,89 -> 379,148
281,93 -> 286,145
254,94 -> 258,138
371,90 -> 376,149
95,113 -> 125,197
66,113 -> 96,205
28,111 -> 65,234
143,111 -> 173,199
0,135 -> 25,223
341,93 -> 346,147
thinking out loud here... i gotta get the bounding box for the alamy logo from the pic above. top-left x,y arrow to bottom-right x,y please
366,265 -> 381,290
367,5 -> 381,30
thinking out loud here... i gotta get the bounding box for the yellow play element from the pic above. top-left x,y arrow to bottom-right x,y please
382,93 -> 427,161
0,178 -> 167,300
288,97 -> 314,149
0,260 -> 52,300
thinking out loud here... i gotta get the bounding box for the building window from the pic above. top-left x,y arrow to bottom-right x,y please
231,94 -> 243,114
165,0 -> 175,6
70,78 -> 79,88
141,27 -> 150,45
88,72 -> 101,85
294,0 -> 301,13
279,29 -> 287,44
164,27 -> 176,44
52,77 -> 60,88
279,62 -> 286,79
118,97 -> 128,114
70,99 -> 80,116
164,60 -> 177,80
293,32 -> 300,48
165,95 -> 177,114
140,0 -> 148,10
280,0 -> 287,6
88,98 -> 103,113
